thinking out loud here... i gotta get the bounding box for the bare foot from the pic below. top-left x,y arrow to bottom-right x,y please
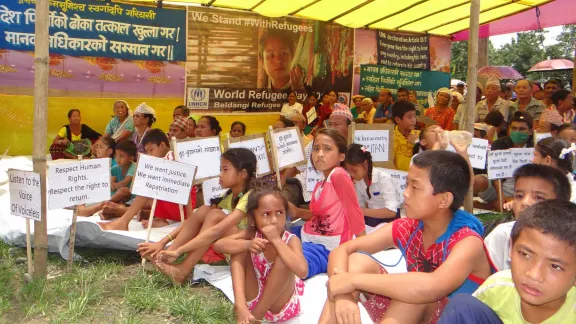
77,203 -> 103,217
98,219 -> 129,231
154,260 -> 188,285
101,202 -> 126,220
141,218 -> 170,229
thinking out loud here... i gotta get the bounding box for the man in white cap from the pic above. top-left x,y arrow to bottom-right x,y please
132,102 -> 156,155
475,78 -> 510,123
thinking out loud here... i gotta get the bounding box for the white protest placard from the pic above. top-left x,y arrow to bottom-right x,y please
270,127 -> 305,169
382,168 -> 408,204
306,158 -> 324,192
510,148 -> 534,169
47,158 -> 111,210
8,170 -> 41,221
228,134 -> 272,176
353,130 -> 391,162
487,150 -> 513,179
174,136 -> 221,182
487,148 -> 534,180
348,123 -> 395,169
131,154 -> 197,205
201,177 -> 228,206
447,137 -> 489,169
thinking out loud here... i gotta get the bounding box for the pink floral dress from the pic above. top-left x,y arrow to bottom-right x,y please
247,230 -> 305,322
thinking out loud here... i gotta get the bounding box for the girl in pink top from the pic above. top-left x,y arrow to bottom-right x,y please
289,128 -> 365,278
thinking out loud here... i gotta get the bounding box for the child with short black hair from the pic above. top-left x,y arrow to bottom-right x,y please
487,164 -> 571,270
99,128 -> 197,227
214,181 -> 307,323
319,150 -> 496,324
78,140 -> 136,216
392,101 -> 420,171
438,200 -> 576,324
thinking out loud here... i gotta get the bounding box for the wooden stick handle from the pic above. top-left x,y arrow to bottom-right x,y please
142,199 -> 158,266
67,206 -> 78,270
26,219 -> 33,275
179,204 -> 185,223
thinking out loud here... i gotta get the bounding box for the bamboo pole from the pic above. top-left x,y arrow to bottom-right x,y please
67,155 -> 83,270
33,0 -> 50,279
463,0 -> 480,214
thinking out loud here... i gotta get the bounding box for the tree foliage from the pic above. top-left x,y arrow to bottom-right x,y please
450,25 -> 575,81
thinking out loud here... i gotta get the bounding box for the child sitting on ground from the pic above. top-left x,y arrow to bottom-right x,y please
438,200 -> 576,324
78,140 -> 137,216
99,129 -> 197,227
214,181 -> 307,324
319,150 -> 496,324
92,137 -> 117,167
345,144 -> 401,234
488,164 -> 571,270
136,148 -> 257,284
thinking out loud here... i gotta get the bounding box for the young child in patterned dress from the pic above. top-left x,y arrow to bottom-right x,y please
319,150 -> 497,324
214,181 -> 307,324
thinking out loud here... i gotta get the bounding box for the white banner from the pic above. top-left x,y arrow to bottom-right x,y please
201,177 -> 228,206
447,137 -> 489,169
487,148 -> 534,180
271,128 -> 305,169
353,130 -> 390,162
47,158 -> 111,210
229,136 -> 271,176
8,170 -> 41,221
175,136 -> 221,181
131,154 -> 197,205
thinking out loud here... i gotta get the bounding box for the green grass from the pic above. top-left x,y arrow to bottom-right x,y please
0,242 -> 234,324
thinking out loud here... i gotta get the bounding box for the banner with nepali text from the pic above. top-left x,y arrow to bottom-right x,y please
359,64 -> 450,108
0,0 -> 186,61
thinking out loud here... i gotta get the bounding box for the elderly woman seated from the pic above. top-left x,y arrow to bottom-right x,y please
50,109 -> 101,160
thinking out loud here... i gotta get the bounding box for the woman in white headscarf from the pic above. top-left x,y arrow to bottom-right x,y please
425,87 -> 455,130
131,103 -> 157,155
103,100 -> 134,142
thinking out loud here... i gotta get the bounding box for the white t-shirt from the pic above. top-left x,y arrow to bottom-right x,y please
354,167 -> 401,213
280,102 -> 303,117
485,221 -> 515,271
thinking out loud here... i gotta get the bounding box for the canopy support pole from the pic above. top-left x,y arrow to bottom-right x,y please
33,0 -> 49,279
463,0 -> 480,214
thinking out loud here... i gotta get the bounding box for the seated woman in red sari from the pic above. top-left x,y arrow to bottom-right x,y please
50,109 -> 101,160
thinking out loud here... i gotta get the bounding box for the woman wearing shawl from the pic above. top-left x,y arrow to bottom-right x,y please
426,88 -> 456,130
103,100 -> 134,142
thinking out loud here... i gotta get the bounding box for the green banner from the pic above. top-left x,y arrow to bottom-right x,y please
359,64 -> 450,108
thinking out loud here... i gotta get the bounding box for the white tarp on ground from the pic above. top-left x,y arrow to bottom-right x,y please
192,249 -> 407,324
0,155 -> 180,260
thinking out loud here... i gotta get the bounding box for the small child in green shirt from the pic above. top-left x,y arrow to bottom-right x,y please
438,200 -> 576,324
78,140 -> 136,216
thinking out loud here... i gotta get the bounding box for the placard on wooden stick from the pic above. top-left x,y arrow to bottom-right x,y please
173,136 -> 221,184
227,133 -> 273,177
46,158 -> 112,210
8,169 -> 41,276
269,127 -> 306,170
348,123 -> 395,169
131,154 -> 197,205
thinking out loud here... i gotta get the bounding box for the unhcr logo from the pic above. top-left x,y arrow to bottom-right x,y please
187,87 -> 209,109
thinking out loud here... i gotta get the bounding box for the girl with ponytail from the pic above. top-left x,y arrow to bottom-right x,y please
533,137 -> 576,202
345,144 -> 401,234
